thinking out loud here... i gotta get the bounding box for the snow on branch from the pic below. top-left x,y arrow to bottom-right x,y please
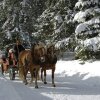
83,37 -> 100,51
75,23 -> 90,35
75,0 -> 99,9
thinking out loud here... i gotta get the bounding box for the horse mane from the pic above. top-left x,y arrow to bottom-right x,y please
31,43 -> 36,57
30,43 -> 39,64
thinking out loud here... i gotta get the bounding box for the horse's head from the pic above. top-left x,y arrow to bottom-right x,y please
31,42 -> 46,64
47,44 -> 55,57
46,44 -> 57,64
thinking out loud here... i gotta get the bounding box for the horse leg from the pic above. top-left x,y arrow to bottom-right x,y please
29,68 -> 34,84
19,61 -> 27,84
23,76 -> 27,85
52,67 -> 56,87
34,68 -> 39,88
23,67 -> 28,85
1,64 -> 4,75
44,69 -> 47,84
37,70 -> 40,80
41,68 -> 43,82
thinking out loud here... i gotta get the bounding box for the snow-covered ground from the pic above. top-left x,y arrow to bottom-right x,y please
1,59 -> 100,100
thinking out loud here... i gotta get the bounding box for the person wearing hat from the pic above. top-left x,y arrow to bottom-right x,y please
8,49 -> 16,66
8,49 -> 17,80
13,40 -> 25,62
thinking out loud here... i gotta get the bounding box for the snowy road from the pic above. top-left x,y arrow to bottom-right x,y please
1,60 -> 100,100
0,73 -> 51,100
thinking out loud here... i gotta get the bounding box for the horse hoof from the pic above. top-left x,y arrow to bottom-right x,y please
25,82 -> 28,85
35,86 -> 38,88
23,81 -> 28,85
44,82 -> 47,84
52,84 -> 56,87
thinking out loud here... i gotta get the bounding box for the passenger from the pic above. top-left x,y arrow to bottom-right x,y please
5,46 -> 10,59
13,40 -> 25,62
8,49 -> 17,80
8,49 -> 16,66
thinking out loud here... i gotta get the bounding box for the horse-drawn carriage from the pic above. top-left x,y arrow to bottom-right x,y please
0,40 -> 25,80
0,42 -> 57,88
0,49 -> 18,80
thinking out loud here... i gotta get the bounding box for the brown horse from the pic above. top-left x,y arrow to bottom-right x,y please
18,42 -> 46,88
41,44 -> 57,87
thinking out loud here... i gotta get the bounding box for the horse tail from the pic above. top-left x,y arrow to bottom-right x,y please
18,50 -> 29,80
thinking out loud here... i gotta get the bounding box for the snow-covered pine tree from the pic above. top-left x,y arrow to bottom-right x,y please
33,0 -> 77,52
1,0 -> 22,45
1,0 -> 47,47
0,0 -> 77,51
0,0 -> 7,48
74,0 -> 100,60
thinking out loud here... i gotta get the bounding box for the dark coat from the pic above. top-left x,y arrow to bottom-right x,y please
14,44 -> 25,60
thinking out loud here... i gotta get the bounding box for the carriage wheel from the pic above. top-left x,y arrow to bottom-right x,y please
0,64 -> 4,75
9,67 -> 15,80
